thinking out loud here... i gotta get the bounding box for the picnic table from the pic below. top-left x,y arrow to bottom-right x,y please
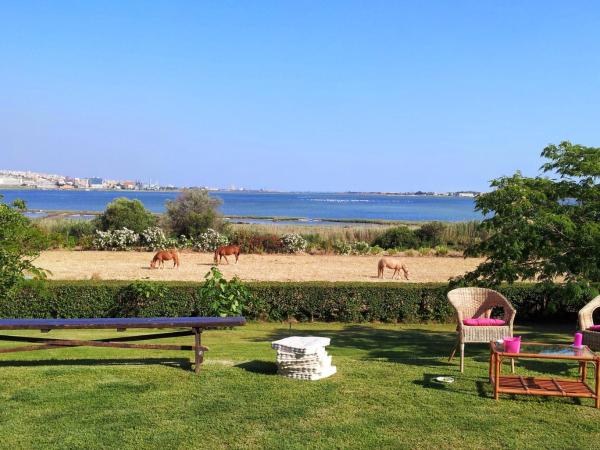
0,316 -> 246,373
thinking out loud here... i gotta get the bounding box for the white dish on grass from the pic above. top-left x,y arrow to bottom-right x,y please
434,376 -> 454,383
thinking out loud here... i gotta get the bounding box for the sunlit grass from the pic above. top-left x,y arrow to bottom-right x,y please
0,323 -> 596,449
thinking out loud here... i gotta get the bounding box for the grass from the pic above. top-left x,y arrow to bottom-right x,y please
0,322 -> 598,449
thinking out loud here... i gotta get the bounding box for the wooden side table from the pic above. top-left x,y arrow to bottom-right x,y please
490,341 -> 600,408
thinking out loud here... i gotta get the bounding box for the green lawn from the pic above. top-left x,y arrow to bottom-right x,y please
0,322 -> 598,449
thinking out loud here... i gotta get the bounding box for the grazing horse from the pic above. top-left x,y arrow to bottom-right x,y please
150,249 -> 180,269
377,257 -> 409,280
214,245 -> 240,265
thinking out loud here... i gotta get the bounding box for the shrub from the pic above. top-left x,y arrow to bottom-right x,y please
140,227 -> 168,250
332,241 -> 352,255
434,245 -> 449,256
416,222 -> 446,247
94,198 -> 156,233
281,233 -> 307,253
418,247 -> 432,256
93,228 -> 139,250
372,226 -> 419,250
164,189 -> 225,238
351,241 -> 371,255
195,228 -> 229,252
231,230 -> 283,253
1,280 -> 594,323
199,267 -> 256,317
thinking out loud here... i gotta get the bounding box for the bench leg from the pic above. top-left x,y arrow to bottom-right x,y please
193,328 -> 203,374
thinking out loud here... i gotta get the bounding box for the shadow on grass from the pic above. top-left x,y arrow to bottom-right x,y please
236,360 -> 278,375
253,324 -> 576,369
255,325 -> 456,367
0,357 -> 192,371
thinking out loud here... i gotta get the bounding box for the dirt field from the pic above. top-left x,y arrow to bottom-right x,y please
35,251 -> 485,283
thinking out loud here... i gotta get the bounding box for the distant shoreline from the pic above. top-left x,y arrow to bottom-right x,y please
1,185 -> 480,197
27,209 -> 459,226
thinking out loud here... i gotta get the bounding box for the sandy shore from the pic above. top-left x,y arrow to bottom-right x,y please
35,250 -> 484,283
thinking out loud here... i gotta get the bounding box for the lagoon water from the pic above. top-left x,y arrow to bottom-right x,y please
0,189 -> 480,222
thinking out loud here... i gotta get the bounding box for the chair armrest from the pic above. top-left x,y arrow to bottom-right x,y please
579,295 -> 600,330
495,294 -> 516,327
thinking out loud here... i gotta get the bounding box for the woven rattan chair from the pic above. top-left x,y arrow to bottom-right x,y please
447,287 -> 516,372
578,295 -> 600,351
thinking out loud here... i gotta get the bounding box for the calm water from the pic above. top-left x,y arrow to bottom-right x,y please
0,189 -> 480,222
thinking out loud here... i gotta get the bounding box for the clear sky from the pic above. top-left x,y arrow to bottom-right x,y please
1,1 -> 599,192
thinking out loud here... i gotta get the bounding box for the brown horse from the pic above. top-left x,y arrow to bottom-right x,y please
377,257 -> 409,280
214,245 -> 240,265
150,249 -> 180,269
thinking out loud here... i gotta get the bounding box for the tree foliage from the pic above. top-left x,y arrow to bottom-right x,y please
0,196 -> 47,299
462,141 -> 600,289
164,189 -> 225,238
94,198 -> 156,233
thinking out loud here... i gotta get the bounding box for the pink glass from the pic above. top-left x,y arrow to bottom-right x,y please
573,332 -> 583,348
503,336 -> 521,353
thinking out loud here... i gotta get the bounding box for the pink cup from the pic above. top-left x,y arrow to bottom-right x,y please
503,336 -> 521,353
573,332 -> 583,348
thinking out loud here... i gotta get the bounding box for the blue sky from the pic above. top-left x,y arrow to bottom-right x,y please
1,1 -> 599,191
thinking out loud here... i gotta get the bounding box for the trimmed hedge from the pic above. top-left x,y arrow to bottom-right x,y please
0,280 -> 593,323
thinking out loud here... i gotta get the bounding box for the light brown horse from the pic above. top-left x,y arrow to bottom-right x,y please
214,245 -> 240,265
377,257 -> 409,280
150,249 -> 180,269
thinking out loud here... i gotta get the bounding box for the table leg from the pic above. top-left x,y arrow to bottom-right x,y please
489,347 -> 493,383
595,360 -> 600,409
193,328 -> 203,374
494,355 -> 500,400
581,361 -> 588,383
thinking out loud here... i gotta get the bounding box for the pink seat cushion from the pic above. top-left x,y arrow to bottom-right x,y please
588,325 -> 600,331
463,318 -> 506,326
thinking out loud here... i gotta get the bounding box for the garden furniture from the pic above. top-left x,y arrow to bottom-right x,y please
578,295 -> 600,351
0,316 -> 246,374
490,341 -> 600,408
447,287 -> 516,372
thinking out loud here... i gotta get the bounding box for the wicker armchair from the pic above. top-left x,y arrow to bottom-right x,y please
578,295 -> 600,351
447,287 -> 516,372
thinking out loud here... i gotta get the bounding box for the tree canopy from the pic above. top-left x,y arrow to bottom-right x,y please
0,196 -> 46,299
94,198 -> 156,233
164,189 -> 225,238
462,141 -> 600,287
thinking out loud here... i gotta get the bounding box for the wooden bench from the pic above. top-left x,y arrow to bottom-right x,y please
0,316 -> 246,373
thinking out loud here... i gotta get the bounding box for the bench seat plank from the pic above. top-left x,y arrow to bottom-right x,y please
0,316 -> 246,330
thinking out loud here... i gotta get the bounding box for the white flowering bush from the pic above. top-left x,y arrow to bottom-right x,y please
194,228 -> 229,251
140,227 -> 167,250
94,228 -> 139,250
178,235 -> 195,249
280,233 -> 307,253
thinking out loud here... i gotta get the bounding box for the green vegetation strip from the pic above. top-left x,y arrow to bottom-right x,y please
3,281 -> 591,322
0,322 -> 597,449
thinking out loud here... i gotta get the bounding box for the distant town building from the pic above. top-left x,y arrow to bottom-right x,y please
88,177 -> 104,189
120,180 -> 136,190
